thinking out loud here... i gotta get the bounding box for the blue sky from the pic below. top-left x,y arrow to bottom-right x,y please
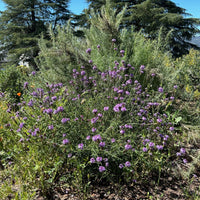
0,0 -> 200,18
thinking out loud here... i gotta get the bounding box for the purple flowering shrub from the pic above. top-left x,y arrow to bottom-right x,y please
0,55 -> 186,192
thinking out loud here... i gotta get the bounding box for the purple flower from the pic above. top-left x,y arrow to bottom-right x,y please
19,123 -> 25,129
46,108 -> 53,114
180,148 -> 186,155
103,158 -> 108,162
92,134 -> 102,141
113,87 -> 118,92
24,82 -> 29,89
48,125 -> 54,130
104,106 -> 109,111
0,92 -> 5,97
157,118 -> 162,123
32,91 -> 38,97
126,79 -> 132,85
113,103 -> 122,112
90,158 -> 95,163
31,71 -> 36,75
74,117 -> 79,121
142,116 -> 147,121
125,91 -> 130,95
164,135 -> 169,141
27,100 -> 34,107
149,142 -> 155,148
140,65 -> 145,70
78,143 -> 84,150
174,85 -> 178,89
68,153 -> 72,158
99,142 -> 105,147
96,157 -> 102,162
117,89 -> 124,94
89,60 -> 93,64
86,48 -> 91,54
183,159 -> 188,164
125,144 -> 132,150
119,164 -> 124,169
120,50 -> 125,54
120,129 -> 125,134
156,145 -> 163,150
97,44 -> 100,49
91,117 -> 98,124
63,139 -> 69,144
32,131 -> 37,136
143,147 -> 148,152
125,161 -> 131,167
99,166 -> 106,172
57,106 -> 64,112
121,107 -> 127,112
17,128 -> 21,132
112,39 -> 116,43
158,87 -> 163,93
86,135 -> 91,140
93,65 -> 97,70
176,152 -> 181,156
81,71 -> 86,76
125,124 -> 133,129
169,127 -> 174,131
61,118 -> 70,123
92,109 -> 98,113
92,127 -> 97,132
111,138 -> 115,143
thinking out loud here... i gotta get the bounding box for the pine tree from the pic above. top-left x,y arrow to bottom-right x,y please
0,0 -> 71,68
80,0 -> 200,57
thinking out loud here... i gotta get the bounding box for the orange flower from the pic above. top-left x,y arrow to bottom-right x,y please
17,92 -> 21,97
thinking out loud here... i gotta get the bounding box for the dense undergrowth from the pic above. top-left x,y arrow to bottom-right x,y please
0,2 -> 199,200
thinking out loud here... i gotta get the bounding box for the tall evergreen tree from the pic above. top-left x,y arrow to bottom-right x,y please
0,0 -> 71,68
79,0 -> 200,57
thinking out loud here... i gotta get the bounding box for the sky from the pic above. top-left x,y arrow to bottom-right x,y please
0,0 -> 200,18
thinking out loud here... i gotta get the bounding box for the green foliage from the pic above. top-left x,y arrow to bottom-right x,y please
175,49 -> 200,99
38,2 -> 176,92
82,0 -> 200,57
0,0 -> 71,68
37,23 -> 89,83
0,65 -> 29,104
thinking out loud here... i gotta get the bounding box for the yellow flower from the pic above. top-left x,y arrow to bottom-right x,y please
194,89 -> 200,99
185,85 -> 191,93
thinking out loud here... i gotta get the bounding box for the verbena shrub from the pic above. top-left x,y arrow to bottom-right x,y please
37,1 -> 176,93
0,50 -> 186,197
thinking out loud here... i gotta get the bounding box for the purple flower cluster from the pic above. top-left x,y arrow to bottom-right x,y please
2,56 -> 184,184
113,103 -> 127,112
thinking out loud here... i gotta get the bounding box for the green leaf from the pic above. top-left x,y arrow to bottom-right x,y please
175,116 -> 182,123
